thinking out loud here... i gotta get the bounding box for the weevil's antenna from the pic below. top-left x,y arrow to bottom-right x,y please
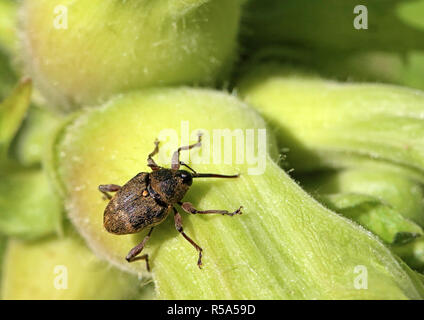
180,162 -> 197,174
192,173 -> 240,179
171,133 -> 203,170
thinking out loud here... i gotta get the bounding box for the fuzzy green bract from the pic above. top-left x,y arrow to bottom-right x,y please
0,0 -> 17,55
20,0 -> 244,110
0,79 -> 32,162
393,238 -> 424,273
0,168 -> 62,240
237,63 -> 424,182
1,226 -> 148,299
241,0 -> 424,90
237,63 -> 424,279
51,87 -> 424,299
0,235 -> 6,290
318,193 -> 422,245
0,78 -> 64,240
297,168 -> 424,248
10,105 -> 62,167
299,168 -> 424,227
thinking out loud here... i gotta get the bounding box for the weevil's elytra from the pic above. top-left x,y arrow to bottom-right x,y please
99,133 -> 243,271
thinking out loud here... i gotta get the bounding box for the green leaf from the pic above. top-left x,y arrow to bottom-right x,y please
318,193 -> 423,244
50,88 -> 424,299
242,0 -> 424,54
397,0 -> 424,31
299,168 -> 424,227
0,78 -> 32,162
0,235 -> 6,290
0,0 -> 18,101
0,49 -> 17,101
0,0 -> 18,55
394,232 -> 421,246
392,238 -> 424,273
10,105 -> 63,167
0,168 -> 63,240
241,0 -> 424,90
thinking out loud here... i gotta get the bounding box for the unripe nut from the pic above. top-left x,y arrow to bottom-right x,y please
20,0 -> 243,111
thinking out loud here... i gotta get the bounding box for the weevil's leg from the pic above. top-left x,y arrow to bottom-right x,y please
98,184 -> 121,200
180,202 -> 243,216
173,207 -> 203,269
171,133 -> 202,170
147,139 -> 161,171
126,227 -> 154,272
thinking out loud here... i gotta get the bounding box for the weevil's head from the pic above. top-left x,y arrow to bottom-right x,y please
149,168 -> 192,204
175,170 -> 193,186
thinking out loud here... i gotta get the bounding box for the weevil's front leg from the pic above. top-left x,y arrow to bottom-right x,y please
171,133 -> 202,170
98,184 -> 121,200
180,202 -> 243,216
126,227 -> 154,272
147,139 -> 161,171
173,207 -> 203,269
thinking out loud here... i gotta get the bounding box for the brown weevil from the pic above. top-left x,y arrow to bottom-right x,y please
99,134 -> 243,271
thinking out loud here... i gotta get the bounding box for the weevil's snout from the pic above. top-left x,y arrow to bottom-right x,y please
177,170 -> 193,186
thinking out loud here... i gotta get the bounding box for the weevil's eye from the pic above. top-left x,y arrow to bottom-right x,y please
177,170 -> 193,186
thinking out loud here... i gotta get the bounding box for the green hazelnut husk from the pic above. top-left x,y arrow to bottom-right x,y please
241,0 -> 424,90
20,0 -> 244,111
1,227 -> 148,300
50,87 -> 424,299
237,63 -> 424,182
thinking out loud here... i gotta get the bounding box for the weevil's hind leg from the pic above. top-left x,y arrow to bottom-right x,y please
98,184 -> 121,200
171,133 -> 202,170
147,139 -> 161,171
128,254 -> 150,271
180,202 -> 243,216
173,207 -> 203,269
126,227 -> 154,272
